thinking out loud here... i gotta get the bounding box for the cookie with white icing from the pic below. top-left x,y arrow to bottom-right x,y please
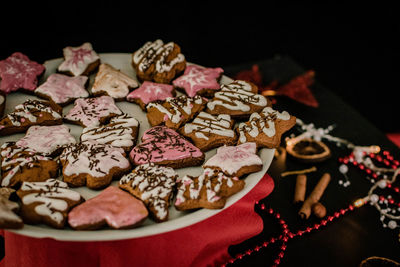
0,188 -> 23,229
119,163 -> 178,222
173,65 -> 224,98
17,179 -> 84,229
59,140 -> 131,190
132,39 -> 186,83
80,113 -> 139,152
68,186 -> 148,230
126,81 -> 175,110
0,142 -> 59,188
64,95 -> 122,127
16,125 -> 76,157
91,63 -> 139,101
174,168 -> 245,211
35,73 -> 89,106
0,99 -> 63,136
146,94 -> 206,130
206,80 -> 268,120
57,42 -> 100,77
178,111 -> 237,152
237,106 -> 296,148
0,52 -> 45,94
0,90 -> 5,117
203,142 -> 262,178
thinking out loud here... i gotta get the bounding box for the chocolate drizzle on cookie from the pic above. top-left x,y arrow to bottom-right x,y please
183,112 -> 234,140
120,163 -> 178,222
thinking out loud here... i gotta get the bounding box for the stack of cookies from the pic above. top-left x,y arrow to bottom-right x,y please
0,40 -> 296,230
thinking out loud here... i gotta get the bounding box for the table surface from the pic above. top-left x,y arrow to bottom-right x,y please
1,55 -> 399,266
223,56 -> 400,267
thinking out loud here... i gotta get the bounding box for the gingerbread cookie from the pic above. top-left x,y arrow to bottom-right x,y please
16,125 -> 76,156
0,90 -> 5,117
68,186 -> 148,230
179,112 -> 237,152
132,39 -> 186,83
146,94 -> 206,130
57,42 -> 100,76
119,163 -> 178,222
206,80 -> 268,119
0,52 -> 45,94
17,179 -> 84,229
203,142 -> 262,177
173,65 -> 224,97
237,106 -> 296,148
130,126 -> 204,169
0,99 -> 63,136
60,140 -> 131,190
0,142 -> 59,188
80,113 -> 139,152
126,81 -> 175,110
91,63 -> 139,101
0,188 -> 23,229
174,168 -> 245,211
64,95 -> 122,127
35,73 -> 89,106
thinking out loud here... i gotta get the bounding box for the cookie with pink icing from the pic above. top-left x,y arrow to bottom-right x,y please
0,99 -> 63,136
91,63 -> 139,101
35,73 -> 88,106
203,142 -> 262,178
0,142 -> 59,188
178,111 -> 237,152
174,168 -> 245,211
57,42 -> 100,76
64,95 -> 122,127
17,179 -> 84,229
60,140 -> 131,190
16,125 -> 76,157
237,106 -> 296,148
119,163 -> 178,222
206,80 -> 269,119
129,126 -> 204,169
146,94 -> 206,130
126,81 -> 175,110
0,52 -> 45,94
68,186 -> 148,230
173,65 -> 224,97
132,39 -> 186,83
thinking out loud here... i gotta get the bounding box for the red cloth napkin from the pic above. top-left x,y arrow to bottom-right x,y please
0,174 -> 274,267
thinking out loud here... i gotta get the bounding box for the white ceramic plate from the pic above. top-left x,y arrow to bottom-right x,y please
2,53 -> 274,241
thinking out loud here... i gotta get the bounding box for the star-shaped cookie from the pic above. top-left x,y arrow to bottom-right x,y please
174,168 -> 245,211
68,186 -> 148,230
237,106 -> 296,148
126,81 -> 175,110
57,42 -> 100,76
92,63 -> 139,100
35,73 -> 88,106
203,142 -> 262,177
173,65 -> 224,97
0,52 -> 45,94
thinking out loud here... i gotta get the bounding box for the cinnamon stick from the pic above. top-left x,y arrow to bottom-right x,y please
293,174 -> 307,204
299,173 -> 331,219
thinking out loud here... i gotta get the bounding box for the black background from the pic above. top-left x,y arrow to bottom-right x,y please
1,2 -> 399,132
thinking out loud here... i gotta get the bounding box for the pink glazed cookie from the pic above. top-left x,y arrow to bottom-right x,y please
129,126 -> 204,169
64,95 -> 122,127
57,42 -> 100,77
68,186 -> 148,230
126,81 -> 175,110
35,73 -> 88,106
173,65 -> 223,97
0,52 -> 45,94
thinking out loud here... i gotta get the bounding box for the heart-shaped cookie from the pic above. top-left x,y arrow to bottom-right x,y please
68,186 -> 148,230
129,126 -> 204,169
